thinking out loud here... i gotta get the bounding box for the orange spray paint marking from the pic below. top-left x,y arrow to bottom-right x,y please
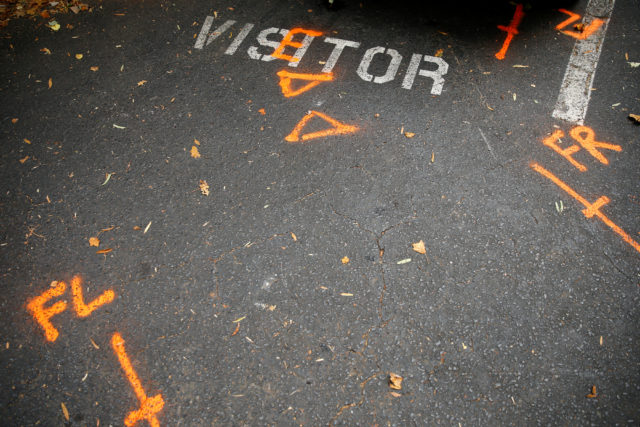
569,126 -> 621,165
542,129 -> 587,172
277,70 -> 334,98
285,110 -> 358,142
495,4 -> 525,60
271,28 -> 322,62
26,281 -> 67,342
556,9 -> 604,40
530,162 -> 640,254
112,332 -> 165,427
70,275 -> 115,318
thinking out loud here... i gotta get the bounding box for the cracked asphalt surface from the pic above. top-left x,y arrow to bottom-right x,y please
1,0 -> 639,425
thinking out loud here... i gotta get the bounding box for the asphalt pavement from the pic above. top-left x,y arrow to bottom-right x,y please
1,0 -> 639,425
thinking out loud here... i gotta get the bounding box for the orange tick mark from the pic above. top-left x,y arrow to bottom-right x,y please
26,281 -> 67,342
556,9 -> 604,40
495,3 -> 525,60
530,162 -> 640,254
70,275 -> 115,318
277,70 -> 334,98
112,332 -> 165,427
271,28 -> 323,62
285,110 -> 358,142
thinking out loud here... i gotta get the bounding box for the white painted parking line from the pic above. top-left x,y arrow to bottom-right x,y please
552,0 -> 615,125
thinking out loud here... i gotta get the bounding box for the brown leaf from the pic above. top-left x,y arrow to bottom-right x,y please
199,180 -> 210,196
190,145 -> 201,159
412,240 -> 426,255
389,373 -> 403,390
89,237 -> 100,247
96,248 -> 113,254
61,402 -> 69,421
629,114 -> 640,123
40,10 -> 50,19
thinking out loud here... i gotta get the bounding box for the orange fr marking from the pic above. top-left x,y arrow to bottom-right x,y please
26,281 -> 68,342
112,332 -> 165,427
495,3 -> 525,60
285,110 -> 358,142
530,162 -> 640,254
70,275 -> 115,318
277,70 -> 334,98
271,28 -> 322,62
556,9 -> 604,40
569,126 -> 621,165
542,129 -> 587,172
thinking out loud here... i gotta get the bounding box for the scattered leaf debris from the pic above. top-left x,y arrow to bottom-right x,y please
412,240 -> 426,254
61,402 -> 69,421
89,237 -> 100,247
90,66 -> 99,72
48,77 -> 52,89
90,337 -> 100,349
137,80 -> 147,87
404,132 -> 415,138
199,180 -> 210,196
143,221 -> 152,234
291,232 -> 297,241
258,108 -> 266,115
397,258 -> 412,265
341,256 -> 350,264
75,53 -> 83,59
190,145 -> 201,158
629,114 -> 640,124
390,391 -> 402,398
586,385 -> 597,398
434,48 -> 444,57
96,248 -> 112,254
231,323 -> 240,336
40,48 -> 51,55
340,292 -> 353,297
389,373 -> 403,390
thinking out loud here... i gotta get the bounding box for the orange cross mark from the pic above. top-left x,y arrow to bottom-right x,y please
495,4 -> 525,60
277,70 -> 334,98
271,28 -> 322,62
530,162 -> 640,254
112,332 -> 165,427
71,275 -> 115,318
26,281 -> 67,342
556,9 -> 604,40
285,111 -> 358,142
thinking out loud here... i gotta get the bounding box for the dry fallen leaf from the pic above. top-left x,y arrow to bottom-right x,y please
574,23 -> 585,32
586,385 -> 597,398
96,248 -> 113,254
90,337 -> 100,349
193,138 -> 200,146
199,180 -> 210,196
61,402 -> 69,421
49,21 -> 60,31
90,66 -> 99,72
435,48 -> 444,57
629,114 -> 640,123
258,108 -> 266,115
137,80 -> 147,86
75,53 -> 83,60
12,118 -> 18,124
89,237 -> 100,247
19,156 -> 29,164
341,256 -> 350,264
412,240 -> 426,255
389,373 -> 403,390
230,323 -> 240,336
190,145 -> 201,158
291,232 -> 297,241
41,48 -> 51,55
48,78 -> 52,89
390,391 -> 402,398
404,132 -> 415,138
23,138 -> 30,144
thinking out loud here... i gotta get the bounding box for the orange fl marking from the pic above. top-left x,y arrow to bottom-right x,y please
542,129 -> 587,172
530,162 -> 640,254
569,126 -> 621,165
495,4 -> 525,60
112,332 -> 165,427
26,281 -> 67,342
271,28 -> 323,62
277,70 -> 334,98
285,110 -> 358,142
71,275 -> 115,318
556,9 -> 604,40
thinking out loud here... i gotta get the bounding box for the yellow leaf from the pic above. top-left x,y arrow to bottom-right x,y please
404,132 -> 415,138
340,293 -> 353,296
199,180 -> 210,196
435,48 -> 444,57
291,232 -> 297,241
49,21 -> 60,31
190,145 -> 201,159
40,48 -> 51,55
48,78 -> 52,89
89,237 -> 100,247
75,53 -> 83,60
193,138 -> 200,146
341,256 -> 350,264
389,373 -> 403,390
19,156 -> 29,164
412,240 -> 426,254
390,391 -> 402,397
137,80 -> 147,86
90,66 -> 99,72
61,402 -> 69,421
629,114 -> 640,123
23,138 -> 31,144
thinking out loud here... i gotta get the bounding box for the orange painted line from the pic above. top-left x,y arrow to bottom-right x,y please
277,70 -> 334,98
112,332 -> 165,427
531,162 -> 640,254
495,4 -> 525,60
26,281 -> 67,342
556,9 -> 604,40
271,28 -> 323,62
71,275 -> 115,318
569,126 -> 621,165
542,129 -> 587,172
285,110 -> 358,142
